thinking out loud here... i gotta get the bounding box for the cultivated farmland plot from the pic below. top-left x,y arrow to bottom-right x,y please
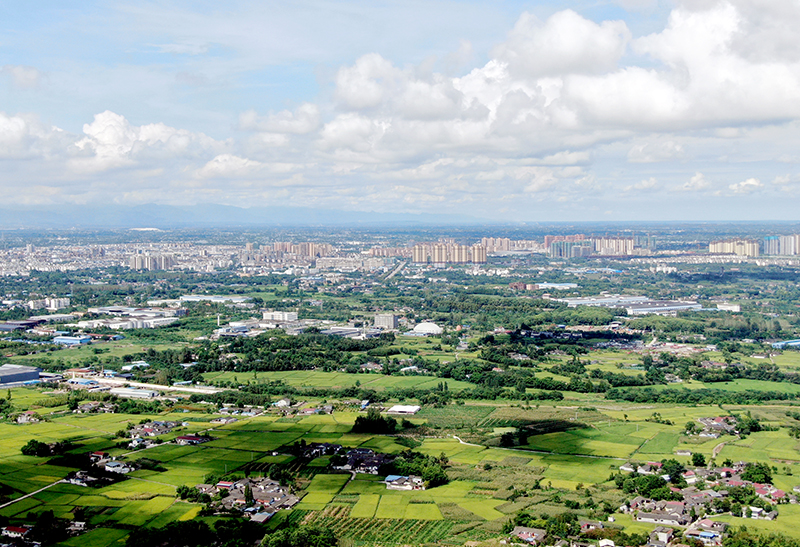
2,385 -> 800,544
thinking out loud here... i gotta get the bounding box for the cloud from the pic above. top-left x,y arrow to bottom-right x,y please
627,140 -> 684,163
536,151 -> 591,166
7,2 -> 800,219
335,53 -> 399,110
625,177 -> 659,191
519,166 -> 558,193
729,177 -> 763,193
239,103 -> 320,134
0,112 -> 68,159
680,172 -> 711,191
1,65 -> 42,88
492,10 -> 631,78
70,111 -> 223,173
195,154 -> 262,179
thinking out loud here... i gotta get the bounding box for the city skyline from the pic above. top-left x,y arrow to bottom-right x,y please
3,1 -> 800,222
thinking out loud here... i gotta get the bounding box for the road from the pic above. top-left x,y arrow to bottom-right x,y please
383,261 -> 406,282
0,480 -> 62,510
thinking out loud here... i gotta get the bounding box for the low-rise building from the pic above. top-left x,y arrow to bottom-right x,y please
109,387 -> 158,399
385,475 -> 425,491
509,526 -> 547,545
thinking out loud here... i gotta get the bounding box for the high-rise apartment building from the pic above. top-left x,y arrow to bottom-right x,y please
762,234 -> 800,256
470,244 -> 487,263
709,239 -> 760,257
432,244 -> 447,264
374,313 -> 398,329
129,254 -> 173,271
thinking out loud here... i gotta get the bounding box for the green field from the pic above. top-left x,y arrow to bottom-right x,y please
1,390 -> 800,545
202,370 -> 474,391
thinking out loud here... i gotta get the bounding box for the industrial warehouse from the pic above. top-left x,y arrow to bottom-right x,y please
0,364 -> 41,386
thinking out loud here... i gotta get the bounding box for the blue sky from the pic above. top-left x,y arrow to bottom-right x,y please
2,0 -> 800,221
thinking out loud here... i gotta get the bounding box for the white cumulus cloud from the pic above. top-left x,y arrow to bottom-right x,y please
680,172 -> 711,192
195,154 -> 263,179
493,10 -> 631,78
729,177 -> 763,194
71,111 -> 223,173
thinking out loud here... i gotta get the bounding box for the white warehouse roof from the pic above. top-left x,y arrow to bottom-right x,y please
412,322 -> 443,335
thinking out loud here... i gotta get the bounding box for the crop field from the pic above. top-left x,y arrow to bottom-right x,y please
478,406 -> 610,430
417,405 -> 495,429
58,527 -> 129,547
524,423 -> 646,458
769,351 -> 800,371
302,507 -> 456,544
1,393 -> 800,544
717,430 -> 800,463
202,370 -> 474,391
623,378 -> 800,393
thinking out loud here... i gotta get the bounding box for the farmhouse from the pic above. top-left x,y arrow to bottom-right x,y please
636,512 -> 689,527
2,526 -> 30,538
648,526 -> 674,547
130,420 -> 180,437
385,475 -> 425,491
105,461 -> 132,474
684,520 -> 728,546
16,410 -> 40,424
509,526 -> 547,545
636,462 -> 663,475
176,435 -> 209,445
197,477 -> 299,513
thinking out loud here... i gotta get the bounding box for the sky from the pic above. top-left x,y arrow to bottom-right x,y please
2,0 -> 800,222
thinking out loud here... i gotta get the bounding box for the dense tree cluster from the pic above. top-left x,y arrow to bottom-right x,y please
21,439 -> 74,457
126,518 -> 267,547
261,524 -> 337,547
379,450 -> 449,487
352,408 -> 398,434
606,387 -> 798,405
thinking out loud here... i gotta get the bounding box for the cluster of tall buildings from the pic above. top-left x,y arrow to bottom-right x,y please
128,254 -> 174,271
762,235 -> 800,256
708,239 -> 761,257
253,241 -> 334,258
368,246 -> 412,258
709,235 -> 800,257
26,297 -> 70,311
479,238 -> 539,253
411,242 -> 487,264
546,235 -> 639,258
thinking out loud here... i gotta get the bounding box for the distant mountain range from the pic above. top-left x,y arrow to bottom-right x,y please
0,204 -> 486,229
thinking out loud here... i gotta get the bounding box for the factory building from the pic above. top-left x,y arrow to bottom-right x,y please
0,364 -> 41,385
109,387 -> 159,399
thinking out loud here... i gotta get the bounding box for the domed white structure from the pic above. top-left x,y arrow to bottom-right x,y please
412,322 -> 443,335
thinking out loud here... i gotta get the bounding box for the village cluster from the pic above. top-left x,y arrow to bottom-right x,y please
507,517 -> 729,547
